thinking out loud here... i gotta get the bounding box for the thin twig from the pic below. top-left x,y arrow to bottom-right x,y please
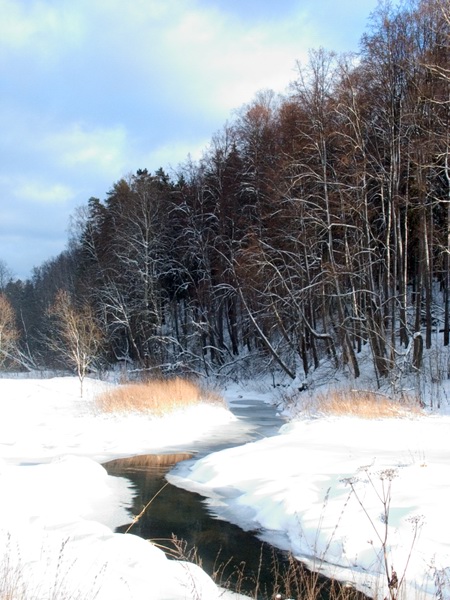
124,481 -> 169,533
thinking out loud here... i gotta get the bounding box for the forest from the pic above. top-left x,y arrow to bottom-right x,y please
1,0 -> 450,391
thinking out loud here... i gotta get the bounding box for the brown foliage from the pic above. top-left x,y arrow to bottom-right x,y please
0,293 -> 19,368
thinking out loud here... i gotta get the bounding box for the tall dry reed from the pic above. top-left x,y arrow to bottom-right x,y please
95,377 -> 224,416
313,389 -> 423,419
281,388 -> 424,419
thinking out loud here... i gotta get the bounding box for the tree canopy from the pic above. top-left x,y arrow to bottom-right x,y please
3,0 -> 450,390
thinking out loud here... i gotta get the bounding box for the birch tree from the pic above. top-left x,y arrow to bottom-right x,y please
48,290 -> 104,396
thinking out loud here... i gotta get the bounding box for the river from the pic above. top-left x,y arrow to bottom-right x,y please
103,394 -> 367,599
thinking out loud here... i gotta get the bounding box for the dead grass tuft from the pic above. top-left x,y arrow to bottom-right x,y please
95,377 -> 225,416
314,389 -> 423,419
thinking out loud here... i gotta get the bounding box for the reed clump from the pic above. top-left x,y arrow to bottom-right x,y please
314,389 -> 423,419
95,377 -> 225,416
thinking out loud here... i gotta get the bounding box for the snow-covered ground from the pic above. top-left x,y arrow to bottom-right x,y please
0,375 -> 242,600
1,374 -> 450,599
170,409 -> 450,598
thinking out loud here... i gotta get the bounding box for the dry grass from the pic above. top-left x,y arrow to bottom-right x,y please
95,376 -> 225,416
313,389 -> 423,419
162,538 -> 368,600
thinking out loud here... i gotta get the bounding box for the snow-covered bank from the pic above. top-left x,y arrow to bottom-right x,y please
0,376 -> 241,600
0,456 -> 220,600
2,374 -> 450,599
168,410 -> 450,599
0,376 -> 236,466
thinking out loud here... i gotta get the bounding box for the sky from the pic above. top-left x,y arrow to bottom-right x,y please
0,374 -> 449,599
0,0 -> 379,281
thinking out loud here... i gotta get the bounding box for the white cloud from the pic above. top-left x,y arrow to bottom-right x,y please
14,181 -> 75,205
144,138 -> 210,173
0,173 -> 73,217
0,0 -> 380,279
0,107 -> 131,186
0,0 -> 36,48
3,0 -> 305,120
0,0 -> 84,63
45,123 -> 130,176
0,0 -> 347,129
157,4 -> 310,115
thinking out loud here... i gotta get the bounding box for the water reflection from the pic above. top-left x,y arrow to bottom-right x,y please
104,453 -> 293,596
104,453 -> 368,599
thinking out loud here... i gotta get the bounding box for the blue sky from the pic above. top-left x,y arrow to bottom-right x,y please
0,0 -> 378,280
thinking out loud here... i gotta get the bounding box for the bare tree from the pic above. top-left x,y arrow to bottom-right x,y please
290,48 -> 362,378
0,260 -> 13,291
48,290 -> 104,396
0,293 -> 19,369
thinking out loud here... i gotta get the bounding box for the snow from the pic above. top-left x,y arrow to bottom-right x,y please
1,374 -> 450,599
169,394 -> 450,599
0,376 -> 241,600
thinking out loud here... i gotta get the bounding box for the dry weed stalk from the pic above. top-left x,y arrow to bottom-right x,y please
267,551 -> 366,600
0,533 -> 105,600
124,482 -> 170,534
343,468 -> 424,600
155,535 -> 367,600
95,376 -> 224,416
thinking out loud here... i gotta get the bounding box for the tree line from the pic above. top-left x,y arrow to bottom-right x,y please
1,0 -> 450,388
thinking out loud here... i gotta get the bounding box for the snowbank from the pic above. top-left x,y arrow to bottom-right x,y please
0,376 -> 241,600
2,375 -> 450,599
169,413 -> 450,599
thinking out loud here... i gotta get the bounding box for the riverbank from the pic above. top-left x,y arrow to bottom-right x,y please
1,375 -> 449,599
170,412 -> 450,598
0,375 -> 244,599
